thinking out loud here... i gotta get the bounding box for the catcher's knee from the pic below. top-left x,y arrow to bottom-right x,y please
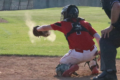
56,64 -> 79,77
56,64 -> 71,77
62,64 -> 79,77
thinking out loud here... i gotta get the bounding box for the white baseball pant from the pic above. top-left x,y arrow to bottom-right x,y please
60,45 -> 98,67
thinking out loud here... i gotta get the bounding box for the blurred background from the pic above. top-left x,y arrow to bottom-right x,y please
0,0 -> 101,10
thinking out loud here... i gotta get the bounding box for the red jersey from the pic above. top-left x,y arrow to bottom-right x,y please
50,19 -> 97,50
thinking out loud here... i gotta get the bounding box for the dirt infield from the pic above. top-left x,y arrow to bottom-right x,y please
0,56 -> 120,80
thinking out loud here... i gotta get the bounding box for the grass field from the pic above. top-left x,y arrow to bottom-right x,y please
0,6 -> 120,58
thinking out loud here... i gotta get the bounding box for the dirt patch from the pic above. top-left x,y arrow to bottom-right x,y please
0,18 -> 8,23
0,56 -> 119,80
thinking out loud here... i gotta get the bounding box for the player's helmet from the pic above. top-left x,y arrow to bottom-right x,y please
61,5 -> 79,20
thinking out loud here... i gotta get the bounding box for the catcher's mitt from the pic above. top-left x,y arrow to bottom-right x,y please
33,26 -> 50,37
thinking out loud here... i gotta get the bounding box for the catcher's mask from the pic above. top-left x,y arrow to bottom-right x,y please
61,4 -> 79,21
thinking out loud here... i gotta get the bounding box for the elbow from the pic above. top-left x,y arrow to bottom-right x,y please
93,33 -> 101,39
113,2 -> 120,10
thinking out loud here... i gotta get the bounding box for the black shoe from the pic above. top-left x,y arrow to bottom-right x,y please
93,71 -> 117,80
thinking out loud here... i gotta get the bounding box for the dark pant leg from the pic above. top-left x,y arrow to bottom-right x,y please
100,38 -> 117,71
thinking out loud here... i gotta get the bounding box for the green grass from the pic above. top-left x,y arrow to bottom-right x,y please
0,6 -> 120,58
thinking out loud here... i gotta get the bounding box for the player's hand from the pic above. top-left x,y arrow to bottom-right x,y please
101,25 -> 113,38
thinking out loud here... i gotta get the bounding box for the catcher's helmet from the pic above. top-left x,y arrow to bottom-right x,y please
61,5 -> 79,20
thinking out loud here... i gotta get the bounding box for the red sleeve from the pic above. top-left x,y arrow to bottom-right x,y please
50,22 -> 63,32
86,22 -> 97,36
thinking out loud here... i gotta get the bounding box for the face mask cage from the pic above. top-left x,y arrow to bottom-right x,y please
60,5 -> 79,21
60,14 -> 64,21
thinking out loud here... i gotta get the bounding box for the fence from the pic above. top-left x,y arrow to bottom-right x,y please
0,0 -> 101,10
0,0 -> 33,10
34,0 -> 101,9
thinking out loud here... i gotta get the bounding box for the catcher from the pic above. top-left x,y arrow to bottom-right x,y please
33,5 -> 101,77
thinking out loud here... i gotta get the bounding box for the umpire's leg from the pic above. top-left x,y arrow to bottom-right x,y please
100,38 -> 117,71
92,38 -> 118,80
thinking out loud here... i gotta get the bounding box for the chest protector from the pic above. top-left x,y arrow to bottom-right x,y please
65,18 -> 92,42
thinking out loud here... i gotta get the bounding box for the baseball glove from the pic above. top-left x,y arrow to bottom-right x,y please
33,26 -> 50,37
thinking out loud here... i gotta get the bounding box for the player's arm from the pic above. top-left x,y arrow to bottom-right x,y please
87,22 -> 101,49
111,2 -> 120,30
111,2 -> 120,25
37,25 -> 53,31
33,25 -> 53,37
93,33 -> 101,49
33,22 -> 62,37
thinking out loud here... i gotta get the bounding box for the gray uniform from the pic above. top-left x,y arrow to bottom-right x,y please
100,0 -> 120,71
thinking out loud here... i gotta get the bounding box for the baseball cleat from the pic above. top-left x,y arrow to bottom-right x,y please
93,71 -> 118,80
62,64 -> 79,77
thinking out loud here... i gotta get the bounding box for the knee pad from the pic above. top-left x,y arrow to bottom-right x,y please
56,64 -> 79,77
56,64 -> 71,77
62,64 -> 79,77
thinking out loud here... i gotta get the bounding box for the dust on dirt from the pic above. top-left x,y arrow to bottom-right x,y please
0,56 -> 120,80
0,18 -> 8,23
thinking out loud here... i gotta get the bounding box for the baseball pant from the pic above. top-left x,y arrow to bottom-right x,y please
100,28 -> 120,71
60,45 -> 97,67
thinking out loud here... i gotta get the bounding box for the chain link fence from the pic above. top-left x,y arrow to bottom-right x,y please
0,0 -> 33,10
34,0 -> 101,9
0,0 -> 101,11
